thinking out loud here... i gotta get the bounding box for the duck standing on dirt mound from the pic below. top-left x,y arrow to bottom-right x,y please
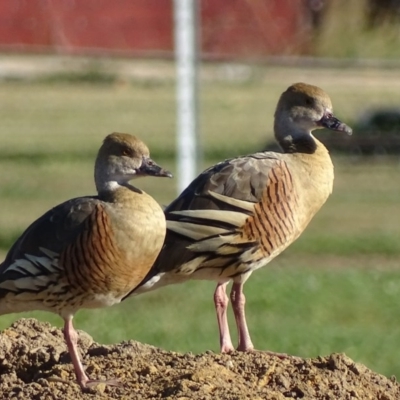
131,83 -> 352,354
0,133 -> 172,389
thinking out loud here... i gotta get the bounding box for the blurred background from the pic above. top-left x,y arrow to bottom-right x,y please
0,0 -> 400,379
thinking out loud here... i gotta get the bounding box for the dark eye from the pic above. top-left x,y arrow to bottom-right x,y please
305,97 -> 313,106
121,149 -> 131,156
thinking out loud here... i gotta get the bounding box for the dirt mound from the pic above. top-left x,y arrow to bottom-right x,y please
0,319 -> 398,399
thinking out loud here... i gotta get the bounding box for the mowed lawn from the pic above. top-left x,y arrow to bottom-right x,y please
0,60 -> 400,378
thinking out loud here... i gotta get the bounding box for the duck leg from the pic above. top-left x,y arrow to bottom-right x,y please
230,283 -> 296,359
214,282 -> 235,353
63,316 -> 119,389
230,282 -> 254,352
63,316 -> 91,388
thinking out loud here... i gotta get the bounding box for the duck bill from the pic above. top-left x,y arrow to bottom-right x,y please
319,114 -> 353,135
139,157 -> 173,178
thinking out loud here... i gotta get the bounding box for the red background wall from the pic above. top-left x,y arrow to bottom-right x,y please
0,0 -> 311,58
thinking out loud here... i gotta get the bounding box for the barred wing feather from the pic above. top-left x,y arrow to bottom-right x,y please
0,197 -> 99,300
146,152 -> 299,281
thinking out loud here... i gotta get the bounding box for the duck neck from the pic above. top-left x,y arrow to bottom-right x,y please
96,180 -> 121,194
274,117 -> 322,154
95,167 -> 142,202
97,182 -> 143,203
277,132 -> 318,154
95,163 -> 130,195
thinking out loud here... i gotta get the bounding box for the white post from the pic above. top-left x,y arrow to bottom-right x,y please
174,0 -> 200,194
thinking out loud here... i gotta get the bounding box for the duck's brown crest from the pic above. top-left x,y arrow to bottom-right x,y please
288,82 -> 331,103
276,82 -> 332,113
101,132 -> 150,158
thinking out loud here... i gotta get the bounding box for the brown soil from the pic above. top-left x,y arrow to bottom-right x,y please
0,319 -> 398,400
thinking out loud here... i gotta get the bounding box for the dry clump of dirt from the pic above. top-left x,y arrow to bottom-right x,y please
0,319 -> 398,400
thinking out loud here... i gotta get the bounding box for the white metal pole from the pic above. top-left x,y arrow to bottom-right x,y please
174,0 -> 199,194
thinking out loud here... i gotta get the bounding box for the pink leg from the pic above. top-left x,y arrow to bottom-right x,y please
63,316 -> 91,388
230,282 -> 254,352
63,317 -> 120,389
214,282 -> 235,353
230,283 -> 296,359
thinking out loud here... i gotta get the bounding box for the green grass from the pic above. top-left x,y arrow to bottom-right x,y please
291,234 -> 400,256
1,261 -> 400,378
0,71 -> 400,381
315,0 -> 400,59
